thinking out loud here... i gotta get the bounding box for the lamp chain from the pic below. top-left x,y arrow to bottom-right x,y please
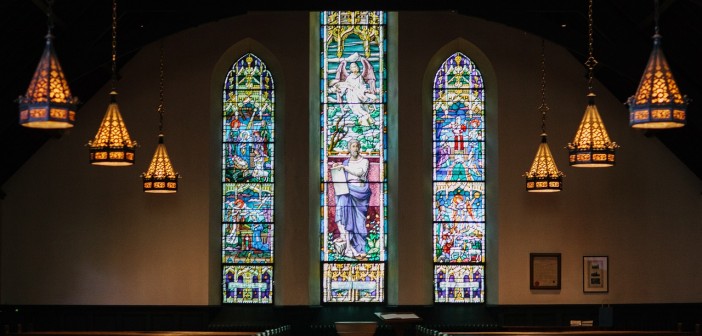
539,39 -> 549,135
584,0 -> 598,91
158,41 -> 165,133
46,0 -> 55,33
111,0 -> 118,88
654,0 -> 660,35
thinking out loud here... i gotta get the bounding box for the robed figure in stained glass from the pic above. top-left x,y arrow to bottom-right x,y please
331,139 -> 371,259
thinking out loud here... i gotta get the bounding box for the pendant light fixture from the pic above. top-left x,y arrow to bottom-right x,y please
566,0 -> 618,167
87,0 -> 137,166
628,0 -> 689,129
18,0 -> 79,129
525,40 -> 564,192
142,42 -> 180,193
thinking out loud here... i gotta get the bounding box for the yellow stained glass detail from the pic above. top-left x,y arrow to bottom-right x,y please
325,11 -> 382,58
323,263 -> 384,303
88,98 -> 137,150
19,36 -> 78,128
24,42 -> 73,104
567,94 -> 617,152
525,140 -> 562,180
525,135 -> 563,192
632,44 -> 685,106
144,143 -> 178,180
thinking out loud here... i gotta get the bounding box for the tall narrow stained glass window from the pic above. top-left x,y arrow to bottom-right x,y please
222,53 -> 275,304
432,52 -> 485,303
320,11 -> 387,303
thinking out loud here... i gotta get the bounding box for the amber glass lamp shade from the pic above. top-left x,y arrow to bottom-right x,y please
142,133 -> 179,193
88,91 -> 137,166
628,34 -> 689,129
566,93 -> 618,167
525,134 -> 564,192
18,34 -> 78,129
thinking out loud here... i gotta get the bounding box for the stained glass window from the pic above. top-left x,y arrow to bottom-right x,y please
320,11 -> 387,303
432,52 -> 485,303
222,53 -> 274,304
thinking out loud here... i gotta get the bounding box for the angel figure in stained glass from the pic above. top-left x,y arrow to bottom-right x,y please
329,52 -> 378,126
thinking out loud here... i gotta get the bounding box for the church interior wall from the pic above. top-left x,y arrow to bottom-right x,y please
1,11 -> 701,310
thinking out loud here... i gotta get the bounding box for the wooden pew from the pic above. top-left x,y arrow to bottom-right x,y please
10,325 -> 291,336
416,325 -> 698,336
10,333 -> 258,336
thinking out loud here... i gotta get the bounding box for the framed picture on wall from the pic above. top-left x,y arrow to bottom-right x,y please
530,253 -> 561,290
583,256 -> 608,293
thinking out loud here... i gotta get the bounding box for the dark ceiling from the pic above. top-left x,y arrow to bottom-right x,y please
2,0 -> 701,191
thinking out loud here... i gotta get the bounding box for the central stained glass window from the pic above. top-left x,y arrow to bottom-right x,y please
320,11 -> 387,303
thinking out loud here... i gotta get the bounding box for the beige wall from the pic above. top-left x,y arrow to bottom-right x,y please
1,11 -> 701,306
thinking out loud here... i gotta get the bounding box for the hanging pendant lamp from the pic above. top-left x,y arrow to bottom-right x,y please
525,41 -> 564,192
18,0 -> 78,129
628,0 -> 689,129
142,42 -> 180,193
88,0 -> 137,166
566,0 -> 618,167
142,133 -> 179,193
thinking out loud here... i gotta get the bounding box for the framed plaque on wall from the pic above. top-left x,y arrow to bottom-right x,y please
530,253 -> 561,290
583,256 -> 609,293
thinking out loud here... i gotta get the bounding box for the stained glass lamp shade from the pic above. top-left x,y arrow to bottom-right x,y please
142,133 -> 179,193
19,33 -> 78,129
526,134 -> 563,192
567,93 -> 618,167
628,34 -> 689,129
87,91 -> 137,166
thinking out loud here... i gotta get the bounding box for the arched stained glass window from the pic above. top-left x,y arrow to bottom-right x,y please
320,11 -> 387,303
221,53 -> 275,304
432,52 -> 485,303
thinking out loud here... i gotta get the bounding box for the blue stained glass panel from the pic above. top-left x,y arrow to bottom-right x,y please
223,143 -> 274,183
222,183 -> 274,223
223,265 -> 273,304
434,265 -> 484,303
433,141 -> 484,182
433,222 -> 484,263
222,223 -> 274,263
